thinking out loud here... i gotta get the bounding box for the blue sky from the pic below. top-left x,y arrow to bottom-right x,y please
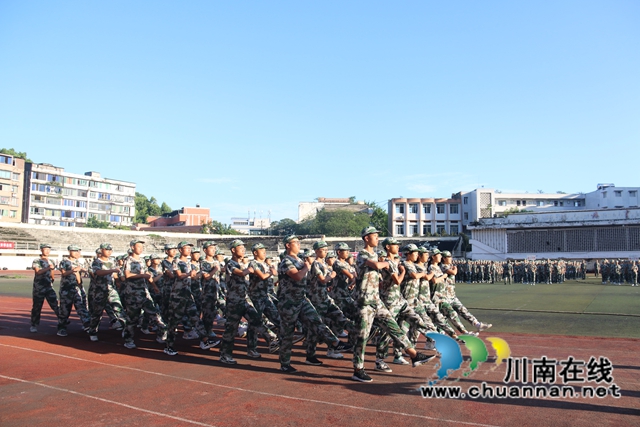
1,1 -> 638,223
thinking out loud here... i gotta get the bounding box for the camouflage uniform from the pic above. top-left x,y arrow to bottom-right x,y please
306,258 -> 356,358
220,258 -> 277,357
30,257 -> 60,328
441,261 -> 480,328
277,254 -> 338,367
329,258 -> 357,319
122,255 -> 167,345
57,257 -> 91,332
247,258 -> 281,345
353,249 -> 412,370
88,256 -> 127,336
200,257 -> 221,336
430,262 -> 469,334
161,256 -> 176,321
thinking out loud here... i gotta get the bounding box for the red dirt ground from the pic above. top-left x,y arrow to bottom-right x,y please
1,295 -> 638,427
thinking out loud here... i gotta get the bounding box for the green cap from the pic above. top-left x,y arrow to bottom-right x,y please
430,248 -> 442,256
334,242 -> 350,251
67,245 -> 81,251
361,226 -> 380,238
377,250 -> 387,257
283,235 -> 300,244
251,243 -> 266,251
143,255 -> 150,260
95,248 -> 101,254
326,251 -> 337,259
191,247 -> 201,253
441,250 -> 452,257
164,243 -> 178,251
381,237 -> 400,247
39,243 -> 52,249
177,241 -> 194,249
229,239 -> 245,249
417,246 -> 428,254
215,249 -> 224,255
150,253 -> 162,260
99,243 -> 113,250
203,241 -> 217,249
313,241 -> 328,250
130,239 -> 144,247
403,243 -> 419,253
299,249 -> 316,259
127,248 -> 133,255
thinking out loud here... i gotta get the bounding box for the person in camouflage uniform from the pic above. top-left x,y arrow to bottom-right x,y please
200,241 -> 221,338
329,242 -> 357,320
219,239 -> 278,364
277,235 -> 351,373
30,243 -> 60,333
140,253 -> 165,335
375,241 -> 435,373
56,245 -> 91,336
164,241 -> 219,356
121,240 -> 167,350
351,227 -> 434,383
247,243 -> 281,353
503,260 -> 513,285
161,243 -> 178,321
305,240 -> 357,365
88,243 -> 127,341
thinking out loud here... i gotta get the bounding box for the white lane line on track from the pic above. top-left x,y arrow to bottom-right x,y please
0,342 -> 500,427
0,373 -> 217,427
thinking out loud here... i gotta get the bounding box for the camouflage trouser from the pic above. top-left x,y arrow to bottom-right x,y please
88,283 -> 126,335
31,282 -> 59,327
58,284 -> 90,331
122,285 -> 166,344
161,280 -> 173,321
423,300 -> 457,337
332,294 -> 358,321
451,298 -> 478,326
182,282 -> 203,331
306,299 -> 356,358
278,296 -> 337,366
248,293 -> 281,333
221,298 -> 276,356
201,282 -> 219,335
165,287 -> 206,348
377,302 -> 431,360
438,299 -> 468,334
353,302 -> 412,370
504,274 -> 512,285
217,287 -> 227,318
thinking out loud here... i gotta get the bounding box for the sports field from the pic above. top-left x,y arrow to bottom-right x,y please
1,275 -> 638,426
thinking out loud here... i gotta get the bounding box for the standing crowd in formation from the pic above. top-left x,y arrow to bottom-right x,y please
452,259 -> 639,286
29,226 -> 493,383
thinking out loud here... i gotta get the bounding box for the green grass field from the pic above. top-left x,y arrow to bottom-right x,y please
2,276 -> 638,338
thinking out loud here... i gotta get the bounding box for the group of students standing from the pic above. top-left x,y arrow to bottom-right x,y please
29,226 -> 491,383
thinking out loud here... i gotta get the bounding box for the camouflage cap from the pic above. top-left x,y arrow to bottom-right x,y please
312,241 -> 328,250
143,255 -> 150,260
39,243 -> 52,249
251,243 -> 266,251
283,235 -> 300,244
127,248 -> 133,255
430,248 -> 442,256
95,248 -> 101,254
177,241 -> 194,249
164,243 -> 178,251
334,242 -> 350,251
202,241 -> 217,249
99,243 -> 113,250
441,250 -> 452,257
229,239 -> 245,249
215,249 -> 224,256
191,247 -> 201,253
417,246 -> 428,254
403,243 -> 419,253
130,239 -> 145,246
361,226 -> 380,238
326,251 -> 337,259
381,237 -> 400,247
299,249 -> 316,259
67,245 -> 81,251
377,250 -> 387,257
150,253 -> 162,260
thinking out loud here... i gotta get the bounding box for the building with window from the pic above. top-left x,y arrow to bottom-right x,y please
144,206 -> 211,232
23,163 -> 136,227
0,153 -> 25,223
230,216 -> 271,235
388,198 -> 462,237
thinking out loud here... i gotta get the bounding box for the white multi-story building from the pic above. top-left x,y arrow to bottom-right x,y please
23,163 -> 136,228
0,153 -> 25,223
388,198 -> 462,237
230,216 -> 271,235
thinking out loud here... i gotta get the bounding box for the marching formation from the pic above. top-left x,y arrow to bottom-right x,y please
29,226 -> 493,383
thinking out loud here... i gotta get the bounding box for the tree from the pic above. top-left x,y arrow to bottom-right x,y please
0,148 -> 32,162
201,220 -> 241,235
134,192 -> 170,223
307,209 -> 371,237
86,216 -> 110,229
269,218 -> 298,236
365,201 -> 389,237
160,202 -> 172,214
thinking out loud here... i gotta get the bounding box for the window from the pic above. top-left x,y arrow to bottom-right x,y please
464,212 -> 469,220
436,204 -> 445,214
423,204 -> 431,214
630,191 -> 637,197
517,200 -> 521,206
409,224 -> 418,235
395,204 -> 405,214
409,203 -> 418,214
602,192 -> 607,198
497,200 -> 507,206
537,201 -> 545,206
396,224 -> 405,235
450,224 -> 459,235
422,224 -> 430,235
615,191 -> 622,197
0,170 -> 11,179
463,197 -> 468,205
436,223 -> 446,234
0,155 -> 12,164
450,204 -> 459,214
